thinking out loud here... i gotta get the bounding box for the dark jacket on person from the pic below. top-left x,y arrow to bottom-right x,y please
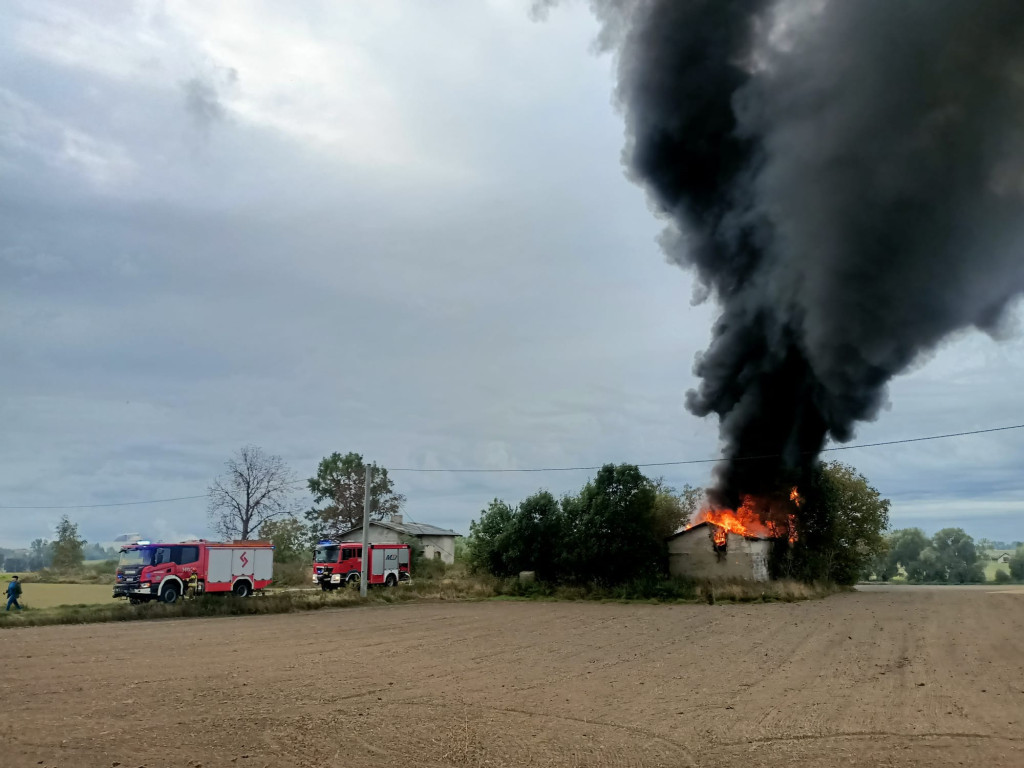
7,580 -> 22,598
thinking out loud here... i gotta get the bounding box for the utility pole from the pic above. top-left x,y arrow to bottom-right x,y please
359,463 -> 373,597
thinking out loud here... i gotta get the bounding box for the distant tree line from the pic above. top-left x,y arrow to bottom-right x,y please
467,460 -> 889,588
1,515 -> 93,573
470,465 -> 699,586
872,527 -> 1024,584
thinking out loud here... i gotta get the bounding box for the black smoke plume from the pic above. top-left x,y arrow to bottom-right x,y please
574,0 -> 1024,506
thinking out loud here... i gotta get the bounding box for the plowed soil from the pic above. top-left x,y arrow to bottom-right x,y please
2,587 -> 1023,768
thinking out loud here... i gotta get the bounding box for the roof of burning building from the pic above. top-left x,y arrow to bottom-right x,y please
666,521 -> 769,542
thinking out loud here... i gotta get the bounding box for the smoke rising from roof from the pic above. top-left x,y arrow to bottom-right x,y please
575,0 -> 1024,504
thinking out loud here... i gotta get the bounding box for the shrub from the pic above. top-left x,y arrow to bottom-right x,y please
273,560 -> 311,587
1010,547 -> 1024,581
469,464 -> 664,587
994,569 -> 1012,584
413,555 -> 449,581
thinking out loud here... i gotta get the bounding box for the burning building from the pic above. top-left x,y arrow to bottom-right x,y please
667,523 -> 771,582
667,492 -> 797,582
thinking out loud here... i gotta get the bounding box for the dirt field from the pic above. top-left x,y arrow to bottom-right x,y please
12,583 -> 116,609
1,588 -> 1022,768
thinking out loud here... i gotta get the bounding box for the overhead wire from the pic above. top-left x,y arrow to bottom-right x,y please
1,422 -> 1022,510
388,422 -> 1024,472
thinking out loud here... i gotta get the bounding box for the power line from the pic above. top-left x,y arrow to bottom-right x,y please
389,422 -> 1024,473
0,493 -> 209,510
1,422 -> 1022,510
0,479 -> 310,511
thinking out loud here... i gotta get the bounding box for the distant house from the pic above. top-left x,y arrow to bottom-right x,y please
994,552 -> 1012,564
667,522 -> 772,582
339,515 -> 461,564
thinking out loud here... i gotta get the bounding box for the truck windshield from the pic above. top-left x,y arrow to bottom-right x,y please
118,548 -> 153,567
314,546 -> 340,564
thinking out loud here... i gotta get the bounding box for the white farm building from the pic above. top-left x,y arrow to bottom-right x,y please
667,522 -> 772,582
339,515 -> 461,564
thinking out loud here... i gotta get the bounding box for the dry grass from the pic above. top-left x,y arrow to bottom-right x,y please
698,578 -> 839,603
492,573 -> 840,603
0,577 -> 500,629
432,708 -> 487,767
15,560 -> 117,585
7,583 -> 117,609
0,566 -> 837,629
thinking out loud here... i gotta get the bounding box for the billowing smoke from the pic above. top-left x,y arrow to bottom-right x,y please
575,0 -> 1024,505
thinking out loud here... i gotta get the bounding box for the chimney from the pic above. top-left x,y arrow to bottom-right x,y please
391,513 -> 403,525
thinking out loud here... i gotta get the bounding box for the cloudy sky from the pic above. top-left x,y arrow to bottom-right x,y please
2,0 -> 1023,548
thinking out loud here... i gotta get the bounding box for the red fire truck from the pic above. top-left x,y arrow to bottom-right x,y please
313,540 -> 411,590
113,540 -> 274,604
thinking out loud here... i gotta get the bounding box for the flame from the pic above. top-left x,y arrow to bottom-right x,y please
687,491 -> 799,544
694,497 -> 773,539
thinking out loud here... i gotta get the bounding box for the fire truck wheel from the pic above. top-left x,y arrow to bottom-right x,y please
232,580 -> 252,598
160,584 -> 180,604
346,574 -> 360,588
385,574 -> 397,587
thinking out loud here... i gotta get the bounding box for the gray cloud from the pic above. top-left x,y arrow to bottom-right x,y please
182,67 -> 236,131
0,1 -> 1022,549
182,77 -> 225,129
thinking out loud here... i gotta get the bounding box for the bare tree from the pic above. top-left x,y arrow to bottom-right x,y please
208,446 -> 298,540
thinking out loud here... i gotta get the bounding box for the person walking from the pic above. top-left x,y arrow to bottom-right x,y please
6,575 -> 23,611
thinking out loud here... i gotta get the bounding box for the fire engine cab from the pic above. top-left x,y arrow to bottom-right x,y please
114,540 -> 274,604
313,540 -> 410,590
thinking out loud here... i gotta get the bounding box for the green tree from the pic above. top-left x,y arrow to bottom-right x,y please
260,517 -> 312,563
911,547 -> 943,582
467,499 -> 516,576
1009,546 -> 1024,581
560,464 -> 663,585
885,528 -> 930,581
780,461 -> 890,585
650,480 -> 702,539
930,528 -> 984,583
28,538 -> 53,570
866,543 -> 894,581
469,466 -> 681,585
207,445 -> 299,540
306,452 -> 405,538
453,537 -> 470,564
51,516 -> 86,571
508,490 -> 564,582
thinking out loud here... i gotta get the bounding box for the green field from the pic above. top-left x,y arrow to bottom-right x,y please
984,559 -> 1011,581
11,583 -> 117,609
